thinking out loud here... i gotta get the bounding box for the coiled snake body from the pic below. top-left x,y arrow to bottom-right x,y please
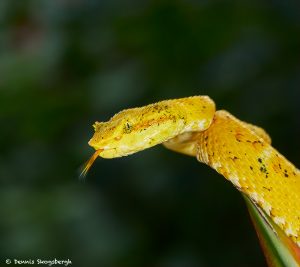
82,96 -> 300,248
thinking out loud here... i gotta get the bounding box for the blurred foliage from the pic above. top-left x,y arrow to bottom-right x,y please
0,0 -> 299,266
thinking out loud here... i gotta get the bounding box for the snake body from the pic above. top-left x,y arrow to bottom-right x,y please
83,96 -> 300,247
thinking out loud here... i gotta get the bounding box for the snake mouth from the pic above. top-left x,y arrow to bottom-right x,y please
88,138 -> 100,149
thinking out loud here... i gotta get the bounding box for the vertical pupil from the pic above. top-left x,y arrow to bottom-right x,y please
124,122 -> 132,133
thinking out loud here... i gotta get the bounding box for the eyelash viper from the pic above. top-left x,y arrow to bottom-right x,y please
82,96 -> 300,248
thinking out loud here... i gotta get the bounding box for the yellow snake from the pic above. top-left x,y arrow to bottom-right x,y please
81,96 -> 300,248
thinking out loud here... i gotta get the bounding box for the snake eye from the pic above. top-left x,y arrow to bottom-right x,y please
123,121 -> 133,134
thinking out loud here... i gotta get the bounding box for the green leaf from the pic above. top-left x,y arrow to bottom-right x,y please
244,195 -> 300,267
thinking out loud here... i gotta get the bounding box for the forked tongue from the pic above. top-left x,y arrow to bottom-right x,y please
79,149 -> 103,180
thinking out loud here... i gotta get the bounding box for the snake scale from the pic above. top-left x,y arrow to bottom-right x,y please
82,96 -> 300,248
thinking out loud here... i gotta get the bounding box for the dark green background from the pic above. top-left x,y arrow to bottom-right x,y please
1,1 -> 299,266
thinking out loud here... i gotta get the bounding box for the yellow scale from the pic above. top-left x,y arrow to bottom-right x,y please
81,96 -> 300,248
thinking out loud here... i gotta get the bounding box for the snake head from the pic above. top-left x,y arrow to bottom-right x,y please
88,115 -> 137,158
80,96 -> 215,178
88,96 -> 215,159
88,109 -> 183,158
